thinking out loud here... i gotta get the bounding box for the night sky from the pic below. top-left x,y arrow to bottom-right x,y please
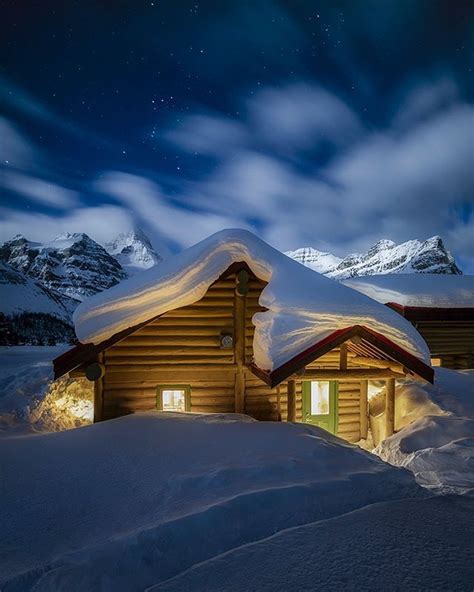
1,1 -> 473,270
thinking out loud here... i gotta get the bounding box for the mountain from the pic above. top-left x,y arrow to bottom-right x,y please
0,228 -> 462,345
0,232 -> 127,301
284,247 -> 342,275
0,229 -> 163,344
286,236 -> 462,279
0,261 -> 78,345
105,228 -> 162,276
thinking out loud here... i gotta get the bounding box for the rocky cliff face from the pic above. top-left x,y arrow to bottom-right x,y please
0,228 -> 462,344
0,233 -> 127,301
284,247 -> 342,275
104,228 -> 162,276
0,230 -> 164,343
286,236 -> 462,279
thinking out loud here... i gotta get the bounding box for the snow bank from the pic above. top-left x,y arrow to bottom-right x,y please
373,369 -> 474,493
343,273 -> 474,307
0,346 -> 93,435
152,496 -> 474,592
0,412 -> 423,591
74,229 -> 430,369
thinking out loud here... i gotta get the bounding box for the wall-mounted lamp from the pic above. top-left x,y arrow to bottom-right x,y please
220,331 -> 234,349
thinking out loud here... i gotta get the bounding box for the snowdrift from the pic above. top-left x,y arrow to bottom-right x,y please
0,346 -> 93,435
374,369 -> 474,493
0,412 -> 423,591
73,229 -> 430,370
153,496 -> 474,592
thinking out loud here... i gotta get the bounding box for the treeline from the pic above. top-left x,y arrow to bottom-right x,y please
0,312 -> 77,346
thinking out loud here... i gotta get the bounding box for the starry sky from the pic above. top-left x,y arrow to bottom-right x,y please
1,1 -> 474,270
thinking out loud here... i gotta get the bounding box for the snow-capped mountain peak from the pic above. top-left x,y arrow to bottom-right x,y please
287,236 -> 462,279
0,232 -> 127,301
284,247 -> 342,275
105,228 -> 162,275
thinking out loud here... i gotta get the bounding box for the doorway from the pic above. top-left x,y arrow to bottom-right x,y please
302,381 -> 338,434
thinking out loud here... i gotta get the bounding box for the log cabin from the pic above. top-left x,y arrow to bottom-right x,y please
54,230 -> 433,443
343,275 -> 474,370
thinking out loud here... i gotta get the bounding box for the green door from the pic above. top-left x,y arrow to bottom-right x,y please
302,381 -> 338,434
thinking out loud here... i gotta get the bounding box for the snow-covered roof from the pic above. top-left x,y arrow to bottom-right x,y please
74,229 -> 430,370
342,274 -> 474,308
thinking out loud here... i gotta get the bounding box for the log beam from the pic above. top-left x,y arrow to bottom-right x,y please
301,369 -> 405,380
385,378 -> 395,438
287,379 -> 296,422
359,380 -> 368,439
93,354 -> 104,423
234,278 -> 246,413
350,356 -> 404,373
339,343 -> 348,370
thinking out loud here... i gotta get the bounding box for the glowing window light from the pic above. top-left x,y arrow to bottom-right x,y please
162,389 -> 186,412
310,381 -> 330,415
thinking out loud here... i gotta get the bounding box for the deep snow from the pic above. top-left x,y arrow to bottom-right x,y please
343,273 -> 474,307
74,229 -> 430,369
1,348 -> 474,591
153,496 -> 474,592
0,346 -> 93,435
0,412 -> 423,591
372,369 -> 474,493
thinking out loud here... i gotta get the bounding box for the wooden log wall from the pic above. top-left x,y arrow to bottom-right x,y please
303,353 -> 361,442
414,321 -> 474,369
336,381 -> 361,442
101,271 -> 289,421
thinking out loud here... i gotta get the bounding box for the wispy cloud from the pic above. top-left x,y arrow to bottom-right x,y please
163,79 -> 474,269
3,171 -> 80,209
95,172 -> 241,248
0,205 -> 132,245
1,75 -> 473,272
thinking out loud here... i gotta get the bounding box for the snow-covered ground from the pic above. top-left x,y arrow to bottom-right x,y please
153,496 -> 474,592
1,346 -> 474,590
0,346 -> 93,435
0,412 -> 424,591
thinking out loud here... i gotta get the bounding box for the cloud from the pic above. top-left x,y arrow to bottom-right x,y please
95,172 -> 243,248
0,117 -> 38,168
2,171 -> 80,209
247,83 -> 364,153
164,114 -> 249,157
0,76 -> 118,148
392,77 -> 460,130
0,205 -> 133,246
163,79 -> 474,271
2,76 -> 473,272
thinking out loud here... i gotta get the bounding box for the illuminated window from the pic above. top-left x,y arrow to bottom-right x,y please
431,358 -> 442,367
310,381 -> 330,415
157,386 -> 191,412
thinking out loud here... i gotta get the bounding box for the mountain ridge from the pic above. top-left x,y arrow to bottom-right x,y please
0,230 -> 462,344
286,235 -> 462,279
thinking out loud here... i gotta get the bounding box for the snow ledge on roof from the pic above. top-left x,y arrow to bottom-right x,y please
73,229 -> 430,370
342,274 -> 474,308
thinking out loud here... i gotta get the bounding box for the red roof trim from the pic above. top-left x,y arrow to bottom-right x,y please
387,303 -> 474,322
249,324 -> 433,388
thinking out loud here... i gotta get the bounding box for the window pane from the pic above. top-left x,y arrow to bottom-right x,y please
310,382 -> 330,415
162,389 -> 186,412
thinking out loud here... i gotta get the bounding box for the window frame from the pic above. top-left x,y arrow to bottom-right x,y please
156,385 -> 191,412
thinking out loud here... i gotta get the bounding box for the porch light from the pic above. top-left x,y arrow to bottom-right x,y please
220,332 -> 234,348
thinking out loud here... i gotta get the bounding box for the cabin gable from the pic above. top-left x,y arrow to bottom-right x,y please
98,264 -> 283,421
